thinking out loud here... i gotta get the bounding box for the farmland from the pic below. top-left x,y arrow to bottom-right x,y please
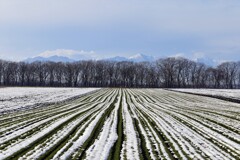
0,88 -> 240,160
0,87 -> 99,113
171,89 -> 240,101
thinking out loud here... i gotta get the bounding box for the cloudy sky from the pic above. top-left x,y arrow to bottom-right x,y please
0,0 -> 240,62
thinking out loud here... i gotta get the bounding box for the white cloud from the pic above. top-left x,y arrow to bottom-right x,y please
170,53 -> 186,58
38,49 -> 97,60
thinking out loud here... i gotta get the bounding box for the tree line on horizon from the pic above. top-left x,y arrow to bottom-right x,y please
0,57 -> 239,88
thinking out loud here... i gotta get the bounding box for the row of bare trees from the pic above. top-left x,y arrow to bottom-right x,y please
0,57 -> 240,88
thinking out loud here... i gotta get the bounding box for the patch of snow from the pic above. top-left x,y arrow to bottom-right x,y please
0,87 -> 100,113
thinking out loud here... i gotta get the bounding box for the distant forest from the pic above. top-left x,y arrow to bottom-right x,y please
0,57 -> 240,88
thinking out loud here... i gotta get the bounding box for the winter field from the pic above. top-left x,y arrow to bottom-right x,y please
0,88 -> 240,159
0,87 -> 99,113
171,89 -> 240,101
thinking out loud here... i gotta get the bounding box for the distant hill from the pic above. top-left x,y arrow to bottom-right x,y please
24,55 -> 75,63
25,54 -> 155,63
105,56 -> 129,62
128,53 -> 155,62
105,54 -> 155,62
25,54 -> 217,66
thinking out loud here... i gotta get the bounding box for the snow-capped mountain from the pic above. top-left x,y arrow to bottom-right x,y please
24,55 -> 75,63
128,54 -> 155,62
104,56 -> 128,62
105,54 -> 155,62
24,54 -> 155,63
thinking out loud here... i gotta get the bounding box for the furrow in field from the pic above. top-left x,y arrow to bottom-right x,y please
125,90 -> 166,160
131,90 -> 195,159
131,89 -> 239,159
164,109 -> 240,158
56,91 -> 118,160
0,89 -> 115,160
108,89 -> 124,160
17,89 -> 116,160
0,89 -> 110,132
85,92 -> 121,160
127,89 -> 183,160
0,102 -> 102,159
20,104 -> 106,159
0,88 -> 240,159
120,91 -> 140,160
143,89 -> 240,159
0,89 -> 110,131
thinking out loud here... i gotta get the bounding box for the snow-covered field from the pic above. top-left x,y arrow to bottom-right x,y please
0,87 -> 99,113
0,88 -> 240,159
171,89 -> 240,100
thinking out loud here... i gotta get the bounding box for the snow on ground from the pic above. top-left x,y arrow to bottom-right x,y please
171,89 -> 240,100
0,87 -> 100,113
85,97 -> 119,160
0,89 -> 240,159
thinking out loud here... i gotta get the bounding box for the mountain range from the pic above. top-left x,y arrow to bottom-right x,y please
25,54 -> 156,63
25,55 -> 75,63
24,54 -> 217,66
105,54 -> 155,62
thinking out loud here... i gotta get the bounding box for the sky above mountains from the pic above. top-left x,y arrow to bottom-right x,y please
0,0 -> 240,62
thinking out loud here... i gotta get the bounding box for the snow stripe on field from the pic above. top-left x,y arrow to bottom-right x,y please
0,88 -> 240,160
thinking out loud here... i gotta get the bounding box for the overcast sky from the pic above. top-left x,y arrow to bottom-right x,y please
0,0 -> 240,62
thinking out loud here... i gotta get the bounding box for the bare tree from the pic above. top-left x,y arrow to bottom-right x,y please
0,57 -> 239,88
157,58 -> 177,88
218,62 -> 238,89
18,62 -> 28,86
